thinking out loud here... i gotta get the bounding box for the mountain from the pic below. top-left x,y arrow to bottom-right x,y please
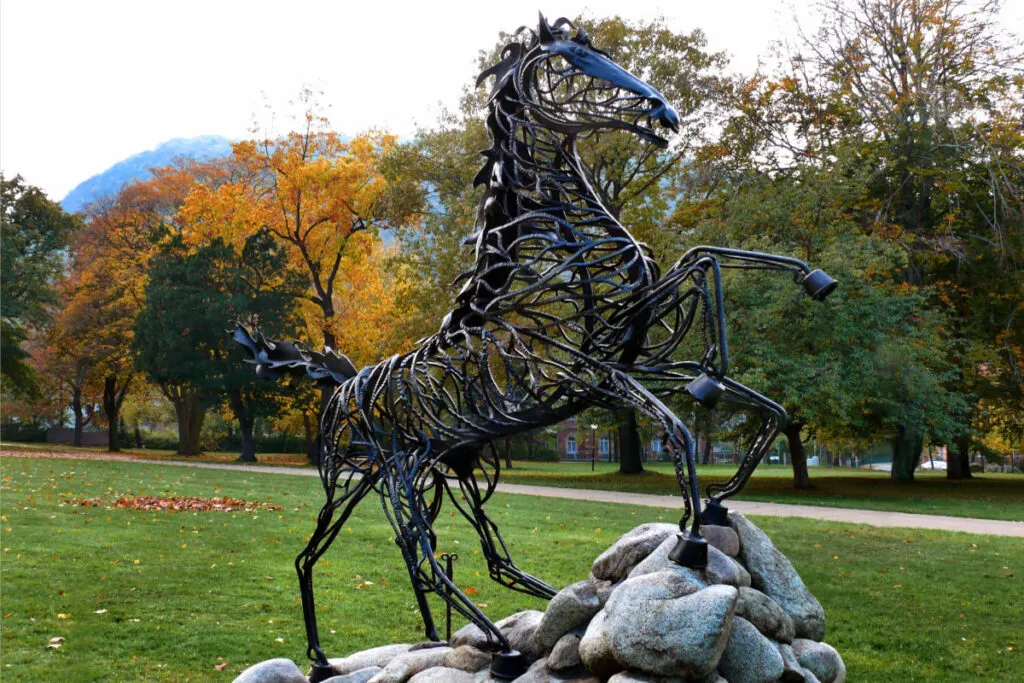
61,135 -> 233,213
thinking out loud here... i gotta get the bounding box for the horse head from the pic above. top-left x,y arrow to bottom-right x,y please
477,13 -> 680,155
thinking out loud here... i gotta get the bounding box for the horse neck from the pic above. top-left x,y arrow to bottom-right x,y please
482,97 -> 615,236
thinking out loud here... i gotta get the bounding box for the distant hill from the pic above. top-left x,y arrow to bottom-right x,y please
61,135 -> 233,213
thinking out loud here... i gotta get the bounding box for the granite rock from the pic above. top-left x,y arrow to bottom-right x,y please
452,610 -> 545,663
591,524 -> 679,582
233,658 -> 307,683
792,639 -> 845,683
443,645 -> 491,673
700,525 -> 740,557
716,616 -> 785,683
368,646 -> 451,683
328,645 -> 414,676
776,643 -> 806,682
548,632 -> 583,671
736,587 -> 796,643
706,545 -> 751,588
323,668 -> 384,683
535,580 -> 602,650
731,513 -> 826,640
604,579 -> 737,679
407,666 -> 482,683
578,612 -> 622,679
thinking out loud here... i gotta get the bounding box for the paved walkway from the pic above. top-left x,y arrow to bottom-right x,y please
4,450 -> 1023,537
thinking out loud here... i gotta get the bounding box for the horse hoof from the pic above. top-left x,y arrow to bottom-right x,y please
668,532 -> 708,569
308,662 -> 336,683
489,650 -> 526,679
701,499 -> 729,526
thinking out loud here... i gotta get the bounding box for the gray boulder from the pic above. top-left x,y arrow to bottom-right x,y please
512,657 -> 600,682
792,639 -> 846,683
368,646 -> 451,683
452,610 -> 545,663
548,632 -> 583,671
627,535 -> 708,591
591,523 -> 679,582
736,587 -> 796,643
700,525 -> 740,557
776,643 -> 806,682
407,667 -> 481,683
443,645 -> 491,672
233,659 -> 307,683
607,673 -> 726,683
328,645 -> 414,675
603,578 -> 737,679
716,616 -> 785,683
578,612 -> 622,679
323,668 -> 384,683
730,513 -> 826,640
705,545 -> 751,588
535,580 -> 602,650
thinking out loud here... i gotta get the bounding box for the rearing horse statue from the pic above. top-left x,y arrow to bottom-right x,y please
235,15 -> 835,681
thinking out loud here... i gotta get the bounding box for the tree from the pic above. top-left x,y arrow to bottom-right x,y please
1,174 -> 79,395
134,231 -> 302,459
710,0 -> 1021,481
178,92 -> 420,461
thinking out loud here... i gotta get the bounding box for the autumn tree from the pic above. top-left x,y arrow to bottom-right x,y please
711,0 -> 1022,481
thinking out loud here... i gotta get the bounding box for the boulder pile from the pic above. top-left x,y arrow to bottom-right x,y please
235,513 -> 845,683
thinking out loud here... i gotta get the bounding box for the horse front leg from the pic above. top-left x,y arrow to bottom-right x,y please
609,371 -> 709,569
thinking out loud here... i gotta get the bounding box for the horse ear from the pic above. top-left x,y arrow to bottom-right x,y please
538,12 -> 555,44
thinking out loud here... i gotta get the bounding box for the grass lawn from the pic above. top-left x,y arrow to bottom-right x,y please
4,442 -> 1023,521
495,460 -> 1024,521
1,456 -> 1020,681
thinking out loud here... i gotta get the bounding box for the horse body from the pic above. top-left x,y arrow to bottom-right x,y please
236,15 -> 835,680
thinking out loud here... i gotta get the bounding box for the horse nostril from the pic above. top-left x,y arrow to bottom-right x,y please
650,101 -> 680,132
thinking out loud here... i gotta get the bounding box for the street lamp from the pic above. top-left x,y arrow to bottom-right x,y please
590,423 -> 598,472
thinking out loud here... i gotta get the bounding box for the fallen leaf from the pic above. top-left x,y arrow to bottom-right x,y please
56,613 -> 70,620
94,609 -> 107,614
214,662 -> 229,671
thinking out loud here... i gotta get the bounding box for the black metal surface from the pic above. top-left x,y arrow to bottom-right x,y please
235,13 -> 836,669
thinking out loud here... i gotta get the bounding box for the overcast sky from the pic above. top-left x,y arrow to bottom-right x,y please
2,0 -> 1021,202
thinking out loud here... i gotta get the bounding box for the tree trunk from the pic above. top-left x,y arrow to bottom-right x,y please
310,387 -> 334,466
302,410 -> 317,464
72,385 -> 84,447
618,409 -> 643,474
172,392 -> 205,455
947,435 -> 974,480
134,425 -> 143,449
504,437 -> 512,469
229,388 -> 256,462
891,425 -> 923,483
783,421 -> 813,490
102,375 -> 127,453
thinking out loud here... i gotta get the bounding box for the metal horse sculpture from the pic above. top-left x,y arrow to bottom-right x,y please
236,15 -> 836,681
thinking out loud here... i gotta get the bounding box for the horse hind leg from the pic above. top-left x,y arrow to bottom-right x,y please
448,468 -> 556,599
381,460 -> 528,678
296,473 -> 374,682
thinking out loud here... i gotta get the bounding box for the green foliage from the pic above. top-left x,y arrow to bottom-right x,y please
0,174 -> 80,395
133,231 -> 305,453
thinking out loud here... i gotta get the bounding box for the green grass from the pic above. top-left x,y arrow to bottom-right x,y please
1,456 -> 1020,681
495,460 -> 1024,521
6,442 -> 1023,521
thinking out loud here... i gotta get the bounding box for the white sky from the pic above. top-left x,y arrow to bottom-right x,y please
2,0 -> 1021,201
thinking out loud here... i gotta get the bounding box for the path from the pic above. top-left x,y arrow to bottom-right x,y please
4,449 -> 1023,537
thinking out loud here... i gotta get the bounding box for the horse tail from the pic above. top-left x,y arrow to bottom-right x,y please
231,325 -> 358,387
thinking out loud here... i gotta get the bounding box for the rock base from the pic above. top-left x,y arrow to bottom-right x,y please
235,514 -> 845,683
